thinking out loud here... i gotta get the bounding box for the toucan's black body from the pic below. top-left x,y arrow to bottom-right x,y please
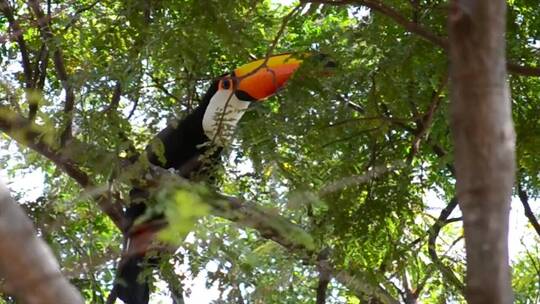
116,80 -> 221,304
113,53 -> 316,304
147,79 -> 221,174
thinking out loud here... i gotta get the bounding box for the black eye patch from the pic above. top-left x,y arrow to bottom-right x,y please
222,79 -> 231,89
235,90 -> 257,102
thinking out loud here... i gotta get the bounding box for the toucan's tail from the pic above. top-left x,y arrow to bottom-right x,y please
114,198 -> 155,304
115,254 -> 150,304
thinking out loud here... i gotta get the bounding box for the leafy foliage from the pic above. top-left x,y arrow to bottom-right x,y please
0,0 -> 540,303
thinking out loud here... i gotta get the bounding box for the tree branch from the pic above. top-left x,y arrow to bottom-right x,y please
0,0 -> 34,89
302,0 -> 540,77
517,183 -> 540,238
407,74 -> 448,161
148,74 -> 182,103
222,194 -> 399,303
0,107 -> 88,185
449,1 -> 514,302
103,81 -> 122,113
29,43 -> 50,120
427,197 -> 465,292
316,248 -> 331,304
28,0 -> 76,145
137,166 -> 400,304
0,106 -> 126,229
33,42 -> 50,91
0,179 -> 84,304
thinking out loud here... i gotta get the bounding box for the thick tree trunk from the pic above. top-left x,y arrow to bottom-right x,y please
448,1 -> 514,303
0,180 -> 84,304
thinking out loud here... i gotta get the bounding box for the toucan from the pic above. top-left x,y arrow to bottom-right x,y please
114,54 -> 308,304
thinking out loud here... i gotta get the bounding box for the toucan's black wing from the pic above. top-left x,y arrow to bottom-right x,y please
115,81 -> 222,304
147,79 -> 220,173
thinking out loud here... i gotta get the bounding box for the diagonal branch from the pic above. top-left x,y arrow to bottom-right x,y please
28,0 -> 76,145
517,182 -> 540,238
137,166 -> 400,304
217,196 -> 399,304
0,106 -> 126,229
0,179 -> 84,304
0,107 -> 89,185
301,0 -> 445,49
408,73 -> 448,161
332,0 -> 448,48
62,0 -> 100,32
148,74 -> 182,103
302,0 -> 540,77
0,0 -> 34,89
427,197 -> 465,292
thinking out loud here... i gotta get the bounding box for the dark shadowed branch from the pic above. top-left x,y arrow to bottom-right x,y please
28,0 -> 76,146
316,248 -> 331,304
0,0 -> 34,89
0,106 -> 126,228
29,43 -> 50,119
517,183 -> 540,238
427,197 -> 465,292
103,81 -> 123,113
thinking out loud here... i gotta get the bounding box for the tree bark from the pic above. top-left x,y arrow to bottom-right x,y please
0,179 -> 84,304
448,1 -> 514,303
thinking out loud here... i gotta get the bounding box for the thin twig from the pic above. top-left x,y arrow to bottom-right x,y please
427,197 -> 465,292
517,182 -> 540,238
127,97 -> 139,119
63,0 -> 101,31
210,4 -> 305,145
407,73 -> 448,161
319,160 -> 406,195
326,114 -> 419,128
320,126 -> 381,148
522,243 -> 540,292
148,74 -> 182,103
230,4 -> 304,85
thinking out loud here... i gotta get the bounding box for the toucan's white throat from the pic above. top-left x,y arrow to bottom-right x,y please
202,89 -> 250,146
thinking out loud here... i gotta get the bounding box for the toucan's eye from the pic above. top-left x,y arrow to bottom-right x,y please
222,78 -> 231,89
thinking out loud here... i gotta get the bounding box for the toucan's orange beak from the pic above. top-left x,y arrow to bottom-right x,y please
233,53 -> 303,101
